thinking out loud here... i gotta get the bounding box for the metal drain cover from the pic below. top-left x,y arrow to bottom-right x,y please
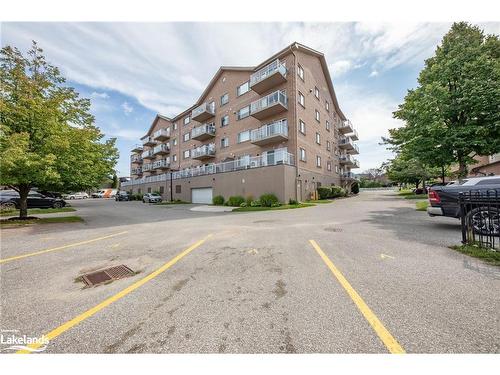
81,265 -> 135,287
324,227 -> 343,232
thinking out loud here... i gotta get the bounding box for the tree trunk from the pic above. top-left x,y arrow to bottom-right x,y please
415,181 -> 420,190
457,157 -> 468,179
18,185 -> 30,219
441,165 -> 446,184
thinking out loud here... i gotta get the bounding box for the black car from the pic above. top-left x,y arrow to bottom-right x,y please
0,190 -> 67,210
115,191 -> 130,201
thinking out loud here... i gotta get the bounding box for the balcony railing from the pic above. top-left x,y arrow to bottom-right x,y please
250,90 -> 288,120
349,129 -> 359,141
250,119 -> 288,146
131,167 -> 142,175
191,123 -> 216,141
338,120 -> 354,134
191,102 -> 215,122
153,143 -> 170,155
153,128 -> 171,141
131,154 -> 142,163
122,150 -> 295,187
141,136 -> 157,146
250,59 -> 287,94
131,144 -> 143,153
141,149 -> 155,159
342,172 -> 357,180
142,163 -> 152,172
152,158 -> 170,170
340,154 -> 360,168
339,136 -> 359,154
192,143 -> 216,160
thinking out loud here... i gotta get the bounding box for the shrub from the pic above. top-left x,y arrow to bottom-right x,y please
245,195 -> 254,206
288,199 -> 298,205
329,186 -> 345,198
351,183 -> 359,195
212,195 -> 225,205
250,200 -> 261,207
271,202 -> 281,207
153,190 -> 161,195
317,187 -> 332,200
259,193 -> 279,207
227,195 -> 245,207
240,202 -> 247,207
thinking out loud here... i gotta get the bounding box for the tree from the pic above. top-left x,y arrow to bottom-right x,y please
385,154 -> 440,189
0,42 -> 118,218
387,22 -> 500,178
111,173 -> 119,189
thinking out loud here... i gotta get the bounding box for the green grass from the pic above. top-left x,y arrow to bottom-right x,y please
449,244 -> 500,266
0,216 -> 84,227
415,201 -> 429,211
233,203 -> 316,212
305,199 -> 334,204
0,207 -> 76,217
397,190 -> 428,200
154,200 -> 191,205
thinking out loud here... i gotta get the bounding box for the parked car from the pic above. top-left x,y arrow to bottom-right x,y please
142,193 -> 162,203
92,189 -> 117,198
115,191 -> 130,201
0,190 -> 67,210
64,192 -> 89,200
427,176 -> 500,220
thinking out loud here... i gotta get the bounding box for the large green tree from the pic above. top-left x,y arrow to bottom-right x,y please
0,42 -> 118,218
385,154 -> 440,189
387,22 -> 500,178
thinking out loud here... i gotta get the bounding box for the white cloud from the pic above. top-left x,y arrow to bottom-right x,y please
329,60 -> 354,78
90,91 -> 109,99
121,101 -> 133,115
369,70 -> 379,77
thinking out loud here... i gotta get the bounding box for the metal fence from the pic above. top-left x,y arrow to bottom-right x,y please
459,189 -> 500,250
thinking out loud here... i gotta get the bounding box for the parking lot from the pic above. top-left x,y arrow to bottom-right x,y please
1,190 -> 499,353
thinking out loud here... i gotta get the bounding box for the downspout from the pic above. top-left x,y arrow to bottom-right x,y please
290,43 -> 300,202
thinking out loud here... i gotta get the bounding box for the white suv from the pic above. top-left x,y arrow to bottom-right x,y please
65,192 -> 89,200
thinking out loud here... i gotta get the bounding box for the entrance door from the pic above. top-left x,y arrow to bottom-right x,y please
191,187 -> 213,204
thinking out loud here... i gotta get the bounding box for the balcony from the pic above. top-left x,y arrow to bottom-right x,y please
131,154 -> 143,163
191,102 -> 215,122
153,143 -> 170,155
338,120 -> 354,134
191,123 -> 216,141
250,59 -> 287,94
192,143 -> 216,160
250,90 -> 288,120
349,143 -> 360,155
349,128 -> 359,141
142,136 -> 157,147
131,167 -> 142,175
339,136 -> 357,152
250,119 -> 288,146
142,163 -> 152,172
131,144 -> 143,153
153,158 -> 170,170
342,172 -> 357,180
339,154 -> 360,168
153,128 -> 171,141
141,149 -> 155,159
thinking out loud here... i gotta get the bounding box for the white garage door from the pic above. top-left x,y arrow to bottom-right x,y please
191,187 -> 213,204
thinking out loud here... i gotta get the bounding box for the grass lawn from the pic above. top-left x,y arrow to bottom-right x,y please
0,207 -> 76,217
233,203 -> 316,212
306,200 -> 334,204
415,201 -> 429,211
154,201 -> 191,205
450,244 -> 500,266
397,190 -> 428,200
0,216 -> 84,227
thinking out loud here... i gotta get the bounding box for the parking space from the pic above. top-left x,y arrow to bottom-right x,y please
1,190 -> 499,353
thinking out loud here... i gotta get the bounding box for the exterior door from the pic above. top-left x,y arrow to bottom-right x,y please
191,187 -> 213,204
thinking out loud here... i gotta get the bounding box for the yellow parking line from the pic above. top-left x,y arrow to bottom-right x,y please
17,234 -> 213,354
309,240 -> 405,354
0,231 -> 129,265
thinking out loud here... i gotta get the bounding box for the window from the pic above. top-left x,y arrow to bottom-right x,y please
314,87 -> 320,99
315,110 -> 320,122
327,161 -> 332,171
477,178 -> 500,185
315,132 -> 321,144
297,64 -> 304,80
298,91 -> 305,107
299,119 -> 306,134
326,101 -> 330,111
237,130 -> 250,143
236,155 -> 250,168
183,132 -> 190,142
221,137 -> 229,148
237,81 -> 250,96
147,187 -> 152,193
183,116 -> 190,125
175,185 -> 181,194
300,148 -> 306,161
316,156 -> 321,167
173,123 -> 178,130
237,106 -> 250,120
221,115 -> 229,127
159,186 -> 164,194
173,138 -> 177,146
221,93 -> 229,106
327,140 -> 331,151
183,150 -> 190,159
172,154 -> 177,162
335,165 -> 339,173
326,120 -> 330,131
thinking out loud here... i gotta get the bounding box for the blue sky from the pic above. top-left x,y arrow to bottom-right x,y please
2,22 -> 499,176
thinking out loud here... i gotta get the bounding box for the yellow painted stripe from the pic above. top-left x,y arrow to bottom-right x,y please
16,234 -> 212,354
0,231 -> 129,264
309,240 -> 406,354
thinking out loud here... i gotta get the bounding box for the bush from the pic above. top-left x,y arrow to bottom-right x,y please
227,195 -> 245,207
317,187 -> 331,200
351,183 -> 359,194
250,200 -> 261,207
212,195 -> 224,205
259,193 -> 279,207
329,186 -> 345,198
288,199 -> 298,205
240,202 -> 247,207
271,202 -> 281,207
245,195 -> 254,206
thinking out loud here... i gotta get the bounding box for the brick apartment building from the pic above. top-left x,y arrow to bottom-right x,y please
122,42 -> 360,203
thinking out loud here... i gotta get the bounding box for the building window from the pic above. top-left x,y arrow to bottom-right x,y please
327,140 -> 331,151
221,93 -> 229,106
325,101 -> 330,111
237,106 -> 250,120
175,185 -> 181,194
221,137 -> 229,148
315,110 -> 320,122
299,119 -> 306,134
159,186 -> 164,194
237,81 -> 250,96
298,91 -> 305,107
300,148 -> 306,162
297,64 -> 304,80
314,87 -> 320,99
183,150 -> 190,159
183,116 -> 190,125
173,123 -> 178,130
327,161 -> 332,171
335,165 -> 339,173
221,115 -> 229,127
316,132 -> 321,144
173,154 -> 177,162
183,132 -> 190,142
147,187 -> 152,193
173,138 -> 177,146
237,130 -> 250,143
326,120 -> 330,131
316,156 -> 321,167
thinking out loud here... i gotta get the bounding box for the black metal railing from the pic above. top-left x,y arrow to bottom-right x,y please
459,189 -> 500,250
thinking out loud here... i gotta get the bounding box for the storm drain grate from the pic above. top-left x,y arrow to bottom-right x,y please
81,265 -> 135,287
324,227 -> 343,233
